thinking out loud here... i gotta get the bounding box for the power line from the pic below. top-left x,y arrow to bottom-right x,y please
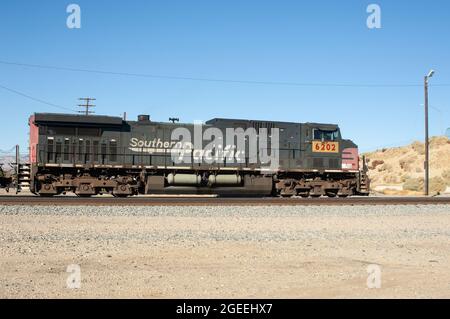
418,103 -> 446,113
1,60 -> 449,88
0,83 -> 75,112
0,146 -> 17,154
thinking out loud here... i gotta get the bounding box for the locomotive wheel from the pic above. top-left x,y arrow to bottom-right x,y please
298,192 -> 310,198
280,187 -> 296,198
280,193 -> 293,198
326,192 -> 337,198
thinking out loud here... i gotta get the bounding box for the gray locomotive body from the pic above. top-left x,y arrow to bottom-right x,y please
26,113 -> 369,197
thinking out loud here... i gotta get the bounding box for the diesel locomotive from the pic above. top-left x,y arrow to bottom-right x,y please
22,113 -> 370,197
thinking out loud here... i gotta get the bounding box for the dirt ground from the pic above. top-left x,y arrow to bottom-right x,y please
0,205 -> 449,299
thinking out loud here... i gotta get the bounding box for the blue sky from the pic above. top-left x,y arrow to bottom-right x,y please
0,0 -> 449,152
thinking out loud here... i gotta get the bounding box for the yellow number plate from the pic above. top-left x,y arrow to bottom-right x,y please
312,141 -> 339,153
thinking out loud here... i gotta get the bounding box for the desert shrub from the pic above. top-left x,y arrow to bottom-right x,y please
430,177 -> 447,193
412,142 -> 425,155
378,163 -> 392,172
403,176 -> 446,193
398,157 -> 415,172
403,177 -> 424,192
442,170 -> 450,185
430,136 -> 449,148
370,160 -> 384,170
383,174 -> 399,184
399,156 -> 416,172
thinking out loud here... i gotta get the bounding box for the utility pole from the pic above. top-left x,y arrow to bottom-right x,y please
15,145 -> 20,194
78,98 -> 96,115
424,70 -> 435,196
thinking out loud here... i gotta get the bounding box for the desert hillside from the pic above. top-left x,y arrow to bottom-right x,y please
0,154 -> 28,177
364,136 -> 450,195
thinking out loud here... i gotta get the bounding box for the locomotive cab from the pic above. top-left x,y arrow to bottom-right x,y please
273,122 -> 369,197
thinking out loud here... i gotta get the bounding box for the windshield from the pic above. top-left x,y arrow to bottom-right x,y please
313,129 -> 339,141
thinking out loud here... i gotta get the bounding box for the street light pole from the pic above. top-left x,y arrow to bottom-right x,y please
424,70 -> 434,196
424,75 -> 429,196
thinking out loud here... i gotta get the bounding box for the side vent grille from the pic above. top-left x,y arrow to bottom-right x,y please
250,121 -> 275,133
313,158 -> 324,168
328,158 -> 340,169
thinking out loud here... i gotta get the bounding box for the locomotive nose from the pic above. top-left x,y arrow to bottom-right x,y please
342,147 -> 359,170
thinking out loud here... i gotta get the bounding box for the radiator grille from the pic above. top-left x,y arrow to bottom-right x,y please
328,158 -> 340,169
313,158 -> 324,168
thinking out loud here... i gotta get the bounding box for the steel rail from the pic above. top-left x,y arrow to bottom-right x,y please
0,196 -> 449,206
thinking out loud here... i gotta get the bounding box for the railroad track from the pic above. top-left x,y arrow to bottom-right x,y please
0,196 -> 450,206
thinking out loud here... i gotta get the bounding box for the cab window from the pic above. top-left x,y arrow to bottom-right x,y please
313,129 -> 339,141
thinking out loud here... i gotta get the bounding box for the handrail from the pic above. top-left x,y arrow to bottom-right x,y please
37,143 -> 301,168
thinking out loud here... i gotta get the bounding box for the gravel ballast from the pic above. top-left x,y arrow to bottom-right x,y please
1,204 -> 449,298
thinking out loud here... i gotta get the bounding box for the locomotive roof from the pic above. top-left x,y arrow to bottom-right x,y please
206,118 -> 339,128
32,113 -> 339,129
33,113 -> 123,126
